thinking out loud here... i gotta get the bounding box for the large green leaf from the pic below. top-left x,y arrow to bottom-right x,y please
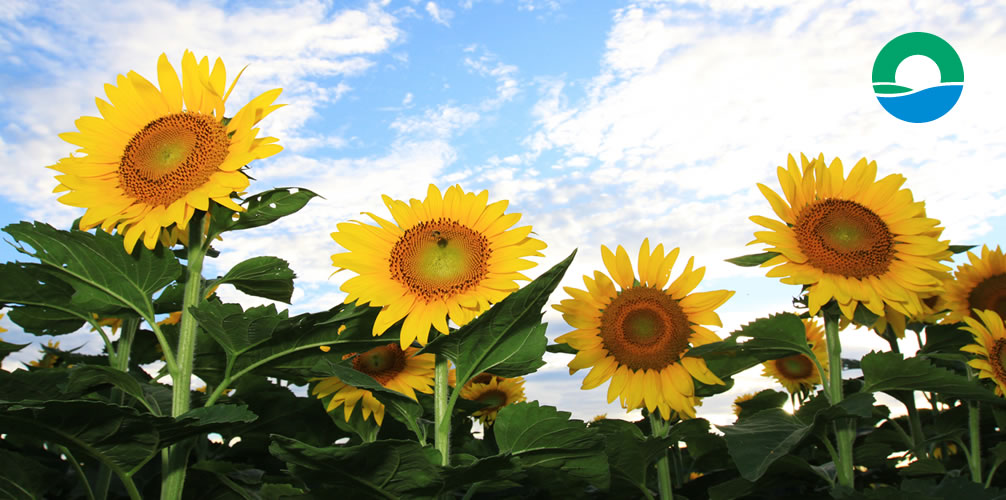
190,300 -> 288,357
725,251 -> 779,267
860,351 -> 1003,403
494,401 -> 609,490
207,187 -> 320,237
269,436 -> 439,498
63,365 -> 149,409
420,251 -> 575,386
0,262 -> 91,335
3,222 -> 182,319
718,408 -> 812,481
0,449 -> 57,500
212,256 -> 296,304
591,419 -> 675,496
0,339 -> 29,363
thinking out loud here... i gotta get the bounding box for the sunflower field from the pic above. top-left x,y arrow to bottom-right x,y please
3,50 -> 1006,500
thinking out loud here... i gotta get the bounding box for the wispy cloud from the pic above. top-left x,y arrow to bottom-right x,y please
425,1 -> 453,26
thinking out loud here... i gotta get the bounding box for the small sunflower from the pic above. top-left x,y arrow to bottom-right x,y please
311,343 -> 434,425
459,374 -> 526,425
750,154 -> 949,321
960,309 -> 1006,397
943,245 -> 1006,324
91,314 -> 123,335
932,442 -> 958,460
554,239 -> 734,420
732,392 -> 757,417
51,50 -> 284,252
330,184 -> 546,348
29,340 -> 61,369
762,318 -> 829,393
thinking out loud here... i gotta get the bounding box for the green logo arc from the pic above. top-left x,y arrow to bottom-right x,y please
872,32 -> 963,94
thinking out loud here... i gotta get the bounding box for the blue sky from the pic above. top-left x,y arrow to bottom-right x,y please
1,0 -> 1005,425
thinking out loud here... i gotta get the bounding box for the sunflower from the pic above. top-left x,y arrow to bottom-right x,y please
330,184 -> 546,348
91,314 -> 123,335
732,392 -> 757,417
750,154 -> 949,321
960,309 -> 1006,397
51,50 -> 284,252
942,245 -> 1006,324
29,340 -> 61,369
311,343 -> 434,425
459,374 -> 526,425
554,240 -> 734,420
762,318 -> 829,393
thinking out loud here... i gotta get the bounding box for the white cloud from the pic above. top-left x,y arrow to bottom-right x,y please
425,1 -> 453,26
463,46 -> 520,109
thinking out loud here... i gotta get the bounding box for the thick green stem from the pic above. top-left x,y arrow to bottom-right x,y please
824,310 -> 855,489
161,211 -> 208,500
434,352 -> 451,466
649,412 -> 674,500
968,366 -> 982,483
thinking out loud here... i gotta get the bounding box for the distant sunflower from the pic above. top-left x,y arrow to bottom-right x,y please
732,393 -> 757,417
311,343 -> 434,425
750,154 -> 949,321
51,50 -> 284,252
960,309 -> 1006,397
943,245 -> 1006,324
459,375 -> 526,425
331,184 -> 546,348
91,314 -> 123,335
762,318 -> 829,393
554,239 -> 734,419
29,340 -> 61,369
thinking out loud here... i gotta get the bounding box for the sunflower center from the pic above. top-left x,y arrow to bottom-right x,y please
793,199 -> 894,279
470,373 -> 496,386
118,112 -> 230,207
599,287 -> 692,371
991,339 -> 1006,384
476,389 -> 508,410
774,354 -> 815,380
351,344 -> 407,385
389,219 -> 491,302
968,274 -> 1006,319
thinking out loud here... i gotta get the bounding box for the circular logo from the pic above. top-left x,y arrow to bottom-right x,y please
872,32 -> 963,123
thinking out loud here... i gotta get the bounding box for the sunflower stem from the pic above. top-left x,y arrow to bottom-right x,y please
161,211 -> 208,500
434,352 -> 451,466
649,412 -> 674,500
823,308 -> 855,489
968,366 -> 983,483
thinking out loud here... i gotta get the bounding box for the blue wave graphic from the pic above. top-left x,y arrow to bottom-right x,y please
876,85 -> 963,123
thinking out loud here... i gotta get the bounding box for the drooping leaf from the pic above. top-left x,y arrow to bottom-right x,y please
64,365 -> 148,408
494,401 -> 609,490
860,351 -> 1003,403
0,449 -> 57,500
591,419 -> 675,495
718,408 -> 812,481
312,358 -> 424,441
3,222 -> 182,318
725,251 -> 779,267
190,300 -> 288,356
420,251 -> 575,386
269,436 -> 439,498
545,343 -> 577,355
0,339 -> 29,363
208,187 -> 320,237
213,256 -> 296,304
948,245 -> 977,255
0,262 -> 91,335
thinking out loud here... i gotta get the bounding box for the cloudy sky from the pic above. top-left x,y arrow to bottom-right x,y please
1,0 -> 1004,426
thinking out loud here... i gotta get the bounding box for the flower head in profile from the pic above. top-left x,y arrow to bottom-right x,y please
750,154 -> 949,321
51,50 -> 284,252
331,184 -> 546,348
942,245 -> 1006,324
761,318 -> 829,394
459,373 -> 526,425
732,392 -> 757,417
28,340 -> 62,369
554,239 -> 734,420
311,343 -> 434,425
960,309 -> 1006,397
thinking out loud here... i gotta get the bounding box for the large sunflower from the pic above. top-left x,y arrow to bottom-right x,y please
942,245 -> 1006,324
554,240 -> 734,419
51,50 -> 284,252
459,373 -> 526,425
311,343 -> 434,425
751,153 -> 949,320
331,184 -> 546,348
960,309 -> 1006,397
762,318 -> 829,393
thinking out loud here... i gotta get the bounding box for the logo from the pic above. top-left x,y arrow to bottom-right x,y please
872,32 -> 963,123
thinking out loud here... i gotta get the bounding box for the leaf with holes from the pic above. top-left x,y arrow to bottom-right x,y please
208,187 -> 320,238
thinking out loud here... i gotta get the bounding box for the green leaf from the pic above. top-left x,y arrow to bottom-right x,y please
899,458 -> 945,476
208,187 -> 320,237
0,262 -> 90,335
860,351 -> 1003,403
312,358 -> 424,441
494,401 -> 609,490
0,449 -> 56,500
420,251 -> 575,386
213,256 -> 296,304
948,245 -> 977,255
190,300 -> 288,356
64,365 -> 148,407
269,436 -> 439,498
546,343 -> 577,355
591,419 -> 674,495
725,251 -> 779,267
733,389 -> 788,420
0,339 -> 29,362
919,323 -> 971,356
3,222 -> 182,319
718,408 -> 812,481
